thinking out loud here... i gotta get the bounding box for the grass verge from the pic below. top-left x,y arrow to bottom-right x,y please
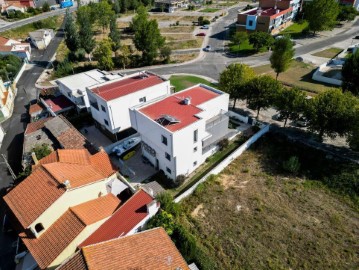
200,8 -> 220,13
279,20 -> 309,38
229,40 -> 255,55
253,61 -> 339,94
169,75 -> 218,91
312,47 -> 343,59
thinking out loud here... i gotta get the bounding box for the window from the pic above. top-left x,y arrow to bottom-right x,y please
161,135 -> 167,145
101,105 -> 106,112
193,129 -> 198,143
193,161 -> 197,166
139,96 -> 146,102
194,147 -> 197,152
248,20 -> 253,26
90,100 -> 99,110
166,167 -> 171,174
165,152 -> 171,161
104,119 -> 109,126
35,223 -> 44,233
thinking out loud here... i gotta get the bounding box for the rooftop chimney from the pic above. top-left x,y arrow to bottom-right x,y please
31,152 -> 39,165
63,179 -> 71,189
276,9 -> 280,14
183,97 -> 191,105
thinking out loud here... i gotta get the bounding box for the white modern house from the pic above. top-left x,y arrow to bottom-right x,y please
86,71 -> 171,140
130,84 -> 230,180
55,69 -> 122,111
29,29 -> 54,49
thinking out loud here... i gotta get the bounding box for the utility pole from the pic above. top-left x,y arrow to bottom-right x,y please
1,154 -> 16,180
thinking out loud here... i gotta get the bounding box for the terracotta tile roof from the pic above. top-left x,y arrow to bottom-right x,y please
0,45 -> 12,52
81,227 -> 189,270
24,117 -> 53,135
89,151 -> 117,178
140,85 -> 221,132
0,36 -> 9,46
57,127 -> 88,149
80,190 -> 154,247
44,95 -> 74,113
1,91 -> 8,105
29,103 -> 43,115
3,167 -> 66,228
56,251 -> 87,270
5,149 -> 116,228
89,73 -> 165,101
20,210 -> 86,270
70,194 -> 120,225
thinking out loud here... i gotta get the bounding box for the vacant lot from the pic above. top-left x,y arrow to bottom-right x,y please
253,61 -> 338,94
167,38 -> 203,50
161,26 -> 195,33
312,47 -> 343,59
180,135 -> 359,270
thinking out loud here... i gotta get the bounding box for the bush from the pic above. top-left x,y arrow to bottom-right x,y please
173,174 -> 186,188
156,192 -> 181,217
147,210 -> 176,235
282,156 -> 301,174
202,19 -> 211,25
32,144 -> 52,160
54,60 -> 73,78
218,138 -> 229,150
42,1 -> 50,12
323,167 -> 359,198
68,49 -> 86,62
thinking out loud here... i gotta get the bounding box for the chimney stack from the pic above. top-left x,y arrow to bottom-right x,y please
63,180 -> 71,189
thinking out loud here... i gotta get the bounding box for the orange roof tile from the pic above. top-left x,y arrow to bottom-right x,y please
89,151 -> 117,178
81,227 -> 189,270
56,251 -> 87,270
24,117 -> 53,135
57,128 -> 88,149
29,103 -> 43,115
21,210 -> 86,270
0,36 -> 9,46
70,194 -> 120,225
3,168 -> 66,228
37,151 -> 58,165
57,149 -> 90,165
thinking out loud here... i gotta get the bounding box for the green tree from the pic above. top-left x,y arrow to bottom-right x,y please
64,10 -> 80,52
231,31 -> 248,48
160,46 -> 171,63
156,192 -> 181,217
77,5 -> 96,26
118,45 -> 132,69
133,8 -> 165,65
109,16 -> 121,52
147,210 -> 176,235
130,5 -> 149,32
342,50 -> 359,96
113,0 -> 121,14
245,75 -> 282,118
248,31 -> 274,52
274,87 -> 306,127
119,0 -> 128,13
304,0 -> 340,35
337,5 -> 357,21
198,16 -> 204,26
219,63 -> 255,108
93,39 -> 114,70
305,89 -> 358,140
347,107 -> 359,151
42,1 -> 50,12
32,144 -> 52,160
78,13 -> 95,61
270,36 -> 295,80
97,0 -> 115,32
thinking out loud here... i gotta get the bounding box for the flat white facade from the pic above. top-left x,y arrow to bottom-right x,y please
87,71 -> 170,136
29,29 -> 54,50
130,84 -> 230,180
55,69 -> 121,110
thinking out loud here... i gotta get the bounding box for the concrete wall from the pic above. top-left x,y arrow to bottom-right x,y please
29,174 -> 117,237
174,125 -> 270,203
13,62 -> 26,85
312,64 -> 342,86
58,82 -> 88,108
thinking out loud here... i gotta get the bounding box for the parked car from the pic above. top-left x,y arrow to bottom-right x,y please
196,32 -> 206,36
296,116 -> 309,127
200,25 -> 209,29
274,113 -> 285,121
204,45 -> 212,52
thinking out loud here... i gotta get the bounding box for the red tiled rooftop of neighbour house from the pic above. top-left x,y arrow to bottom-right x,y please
89,73 -> 165,101
0,36 -> 9,46
29,103 -> 43,115
244,7 -> 293,18
0,45 -> 12,52
79,189 -> 154,247
140,85 -> 220,132
44,95 -> 73,113
3,149 -> 117,228
24,117 -> 53,135
20,194 -> 120,270
72,228 -> 190,270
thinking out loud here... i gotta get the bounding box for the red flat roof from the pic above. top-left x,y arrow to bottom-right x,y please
89,73 -> 165,101
79,190 -> 154,247
44,95 -> 73,113
140,85 -> 220,132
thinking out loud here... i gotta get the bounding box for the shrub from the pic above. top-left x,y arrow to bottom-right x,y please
54,60 -> 73,78
68,48 -> 86,62
174,174 -> 186,187
218,138 -> 229,150
202,19 -> 211,25
42,1 -> 50,12
147,210 -> 176,235
282,156 -> 301,174
156,192 -> 181,217
176,20 -> 179,26
32,144 -> 52,160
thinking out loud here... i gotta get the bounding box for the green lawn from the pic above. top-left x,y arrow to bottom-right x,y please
200,8 -> 220,13
312,47 -> 343,59
229,40 -> 255,55
279,21 -> 309,38
253,61 -> 339,94
170,75 -> 218,92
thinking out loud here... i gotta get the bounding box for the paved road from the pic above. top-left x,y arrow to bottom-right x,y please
0,6 -> 76,33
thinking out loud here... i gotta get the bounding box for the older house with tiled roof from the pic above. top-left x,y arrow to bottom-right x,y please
0,36 -> 31,60
57,227 -> 190,270
86,71 -> 170,140
130,84 -> 231,180
4,149 -> 132,269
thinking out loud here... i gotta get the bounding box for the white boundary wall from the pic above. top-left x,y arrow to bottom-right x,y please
312,63 -> 342,86
174,124 -> 270,203
13,63 -> 26,85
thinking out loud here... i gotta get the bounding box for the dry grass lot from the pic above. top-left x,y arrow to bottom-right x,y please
161,26 -> 195,33
167,38 -> 203,50
149,15 -> 209,22
312,47 -> 343,59
253,61 -> 339,94
181,136 -> 359,270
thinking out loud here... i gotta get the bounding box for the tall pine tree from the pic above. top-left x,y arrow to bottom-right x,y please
79,14 -> 95,61
64,10 -> 79,52
109,16 -> 121,52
